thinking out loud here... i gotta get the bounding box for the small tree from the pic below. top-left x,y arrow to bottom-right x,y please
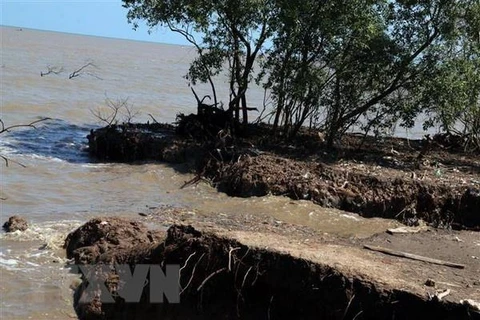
123,0 -> 479,146
123,0 -> 276,129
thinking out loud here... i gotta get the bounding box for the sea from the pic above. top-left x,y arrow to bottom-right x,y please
0,26 -> 426,319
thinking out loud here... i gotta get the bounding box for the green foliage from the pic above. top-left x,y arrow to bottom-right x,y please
402,0 -> 480,151
123,0 -> 277,126
260,0 -> 479,148
123,0 -> 479,151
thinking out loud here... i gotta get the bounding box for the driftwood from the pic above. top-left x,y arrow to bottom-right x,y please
69,62 -> 101,79
386,225 -> 430,234
363,245 -> 465,269
435,289 -> 451,301
40,65 -> 64,77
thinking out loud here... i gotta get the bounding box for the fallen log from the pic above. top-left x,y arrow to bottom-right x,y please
363,245 -> 466,269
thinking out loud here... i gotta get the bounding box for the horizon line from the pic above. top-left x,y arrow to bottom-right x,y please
0,24 -> 194,48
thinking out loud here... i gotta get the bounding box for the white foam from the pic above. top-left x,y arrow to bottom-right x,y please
81,163 -> 114,168
27,153 -> 66,163
0,144 -> 18,156
0,257 -> 18,266
0,220 -> 82,249
25,261 -> 41,267
0,220 -> 82,273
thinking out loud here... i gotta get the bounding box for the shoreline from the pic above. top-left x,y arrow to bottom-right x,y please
60,121 -> 480,318
87,122 -> 480,229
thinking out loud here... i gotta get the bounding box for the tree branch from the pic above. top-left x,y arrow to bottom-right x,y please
0,118 -> 51,167
0,118 -> 51,134
69,62 -> 98,79
41,65 -> 64,77
340,27 -> 440,123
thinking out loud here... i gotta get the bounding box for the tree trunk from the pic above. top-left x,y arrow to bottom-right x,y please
272,96 -> 284,135
241,94 -> 248,128
327,75 -> 342,149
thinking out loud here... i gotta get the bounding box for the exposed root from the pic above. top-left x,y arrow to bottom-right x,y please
178,251 -> 197,294
197,267 -> 227,292
180,252 -> 205,295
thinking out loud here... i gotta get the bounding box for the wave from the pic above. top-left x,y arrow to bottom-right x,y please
0,219 -> 83,272
0,118 -> 97,163
0,219 -> 82,246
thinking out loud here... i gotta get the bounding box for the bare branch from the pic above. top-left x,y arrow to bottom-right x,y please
122,102 -> 140,123
166,20 -> 218,108
69,62 -> 99,79
90,96 -> 138,125
0,118 -> 51,134
148,114 -> 159,124
1,155 -> 26,168
0,118 -> 51,167
40,65 -> 64,77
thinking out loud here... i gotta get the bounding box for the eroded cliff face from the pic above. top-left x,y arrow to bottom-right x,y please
65,217 -> 478,320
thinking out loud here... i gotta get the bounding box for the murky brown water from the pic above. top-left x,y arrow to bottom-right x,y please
1,26 -> 407,319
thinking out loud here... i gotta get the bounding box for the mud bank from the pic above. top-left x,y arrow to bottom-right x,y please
87,123 -> 480,229
65,217 -> 479,320
209,154 -> 480,229
87,123 -> 203,163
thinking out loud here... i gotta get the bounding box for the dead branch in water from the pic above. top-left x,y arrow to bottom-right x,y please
40,65 -> 64,77
0,118 -> 51,167
0,155 -> 26,168
0,118 -> 51,134
69,62 -> 101,79
148,114 -> 159,124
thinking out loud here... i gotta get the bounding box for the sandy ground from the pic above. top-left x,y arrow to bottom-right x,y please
140,205 -> 480,305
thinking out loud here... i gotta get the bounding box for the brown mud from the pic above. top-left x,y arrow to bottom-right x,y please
65,214 -> 480,320
87,121 -> 480,229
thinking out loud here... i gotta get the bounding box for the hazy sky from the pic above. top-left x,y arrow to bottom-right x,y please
0,0 -> 190,45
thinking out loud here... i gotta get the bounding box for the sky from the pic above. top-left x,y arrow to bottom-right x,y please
0,0 -> 190,45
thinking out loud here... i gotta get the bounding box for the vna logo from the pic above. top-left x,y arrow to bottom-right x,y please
73,264 -> 180,303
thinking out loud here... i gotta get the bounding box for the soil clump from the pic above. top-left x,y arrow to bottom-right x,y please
3,215 -> 28,232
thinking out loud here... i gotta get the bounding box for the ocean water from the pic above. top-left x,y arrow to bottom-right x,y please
1,26 -> 407,319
